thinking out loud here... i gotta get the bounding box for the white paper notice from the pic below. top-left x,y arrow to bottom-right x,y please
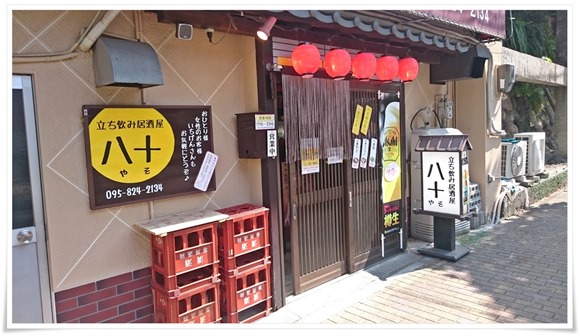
327,147 -> 344,164
194,151 -> 218,192
267,130 -> 277,157
360,138 -> 370,168
255,114 -> 276,130
352,138 -> 361,169
369,138 -> 378,168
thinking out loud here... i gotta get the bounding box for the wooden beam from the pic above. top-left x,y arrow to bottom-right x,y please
154,10 -> 258,37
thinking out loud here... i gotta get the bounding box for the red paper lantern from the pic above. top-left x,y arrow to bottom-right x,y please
291,43 -> 320,78
397,57 -> 419,82
323,48 -> 351,80
376,55 -> 399,82
351,52 -> 376,81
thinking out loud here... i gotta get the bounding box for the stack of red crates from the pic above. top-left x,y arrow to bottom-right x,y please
150,222 -> 221,323
216,204 -> 272,323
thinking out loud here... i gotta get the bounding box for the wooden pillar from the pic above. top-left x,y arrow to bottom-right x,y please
255,37 -> 284,309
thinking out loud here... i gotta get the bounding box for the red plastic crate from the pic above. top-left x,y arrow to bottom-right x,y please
153,282 -> 221,323
216,204 -> 269,258
217,203 -> 266,216
152,264 -> 219,297
220,261 -> 271,320
150,222 -> 218,276
219,248 -> 271,276
221,300 -> 271,323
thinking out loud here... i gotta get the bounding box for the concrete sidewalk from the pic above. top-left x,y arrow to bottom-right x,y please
256,187 -> 569,327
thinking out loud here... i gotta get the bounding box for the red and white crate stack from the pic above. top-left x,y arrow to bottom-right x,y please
216,204 -> 272,323
135,209 -> 229,324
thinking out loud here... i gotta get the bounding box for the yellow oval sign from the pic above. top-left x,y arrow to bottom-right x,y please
88,108 -> 174,183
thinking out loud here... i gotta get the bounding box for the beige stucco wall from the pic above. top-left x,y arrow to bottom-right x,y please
13,10 -> 261,292
402,62 -> 448,205
404,47 -> 503,219
403,63 -> 448,146
455,42 -> 503,218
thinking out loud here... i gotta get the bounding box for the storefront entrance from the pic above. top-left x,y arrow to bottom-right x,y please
276,73 -> 406,295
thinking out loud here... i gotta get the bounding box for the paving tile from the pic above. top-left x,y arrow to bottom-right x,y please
258,188 -> 568,327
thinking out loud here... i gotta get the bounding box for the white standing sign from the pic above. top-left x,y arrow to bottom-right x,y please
421,151 -> 461,216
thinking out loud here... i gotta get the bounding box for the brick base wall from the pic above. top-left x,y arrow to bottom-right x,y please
54,268 -> 153,323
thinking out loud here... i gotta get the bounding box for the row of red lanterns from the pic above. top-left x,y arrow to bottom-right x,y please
291,43 -> 419,82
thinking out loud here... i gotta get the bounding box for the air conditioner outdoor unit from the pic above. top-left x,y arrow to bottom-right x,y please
514,132 -> 546,176
501,140 -> 527,178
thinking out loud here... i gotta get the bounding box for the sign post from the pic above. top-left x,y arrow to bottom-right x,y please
413,134 -> 473,261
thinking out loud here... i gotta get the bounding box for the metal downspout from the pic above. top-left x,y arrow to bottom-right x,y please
483,44 -> 506,137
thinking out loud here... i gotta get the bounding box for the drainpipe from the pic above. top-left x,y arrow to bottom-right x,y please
78,10 -> 121,51
482,43 -> 506,228
13,10 -> 120,64
484,44 -> 506,137
12,52 -> 83,63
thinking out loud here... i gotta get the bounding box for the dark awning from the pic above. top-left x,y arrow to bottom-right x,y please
270,10 -> 472,53
154,10 -> 484,64
402,10 -> 506,40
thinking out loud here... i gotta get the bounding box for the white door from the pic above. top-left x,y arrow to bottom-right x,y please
12,75 -> 53,323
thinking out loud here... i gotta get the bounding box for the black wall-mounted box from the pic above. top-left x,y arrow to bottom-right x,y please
236,112 -> 276,159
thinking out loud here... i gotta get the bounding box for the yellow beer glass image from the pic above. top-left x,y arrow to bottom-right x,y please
381,102 -> 401,201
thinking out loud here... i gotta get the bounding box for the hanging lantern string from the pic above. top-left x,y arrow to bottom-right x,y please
326,34 -> 337,48
383,43 -> 391,56
293,27 -> 309,45
333,32 -> 370,52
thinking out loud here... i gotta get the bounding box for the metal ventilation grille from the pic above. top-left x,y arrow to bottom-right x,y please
501,144 -> 508,176
500,141 -> 527,178
511,144 -> 525,176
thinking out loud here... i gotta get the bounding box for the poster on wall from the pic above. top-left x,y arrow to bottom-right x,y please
360,138 -> 370,168
369,138 -> 378,168
379,94 -> 402,236
326,147 -> 343,164
300,137 -> 320,174
360,105 -> 373,135
82,105 -> 216,210
351,138 -> 361,169
267,130 -> 278,158
352,104 -> 363,135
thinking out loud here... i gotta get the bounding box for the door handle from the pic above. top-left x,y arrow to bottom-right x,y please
349,191 -> 352,208
17,229 -> 33,244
